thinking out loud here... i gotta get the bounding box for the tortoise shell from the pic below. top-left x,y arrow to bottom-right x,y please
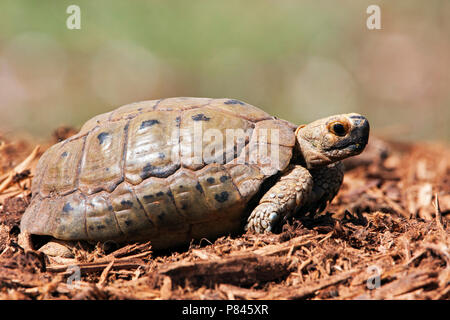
20,97 -> 297,249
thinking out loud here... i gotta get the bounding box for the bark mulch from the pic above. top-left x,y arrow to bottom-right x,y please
0,130 -> 448,300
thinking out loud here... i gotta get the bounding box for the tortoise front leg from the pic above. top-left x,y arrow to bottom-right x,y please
245,165 -> 313,233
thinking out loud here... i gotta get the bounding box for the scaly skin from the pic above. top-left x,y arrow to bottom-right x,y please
245,163 -> 345,233
245,165 -> 313,233
305,162 -> 344,214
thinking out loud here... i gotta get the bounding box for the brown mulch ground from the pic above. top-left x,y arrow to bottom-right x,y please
0,129 -> 448,300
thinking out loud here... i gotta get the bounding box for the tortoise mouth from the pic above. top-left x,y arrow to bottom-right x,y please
325,138 -> 367,153
347,140 -> 367,153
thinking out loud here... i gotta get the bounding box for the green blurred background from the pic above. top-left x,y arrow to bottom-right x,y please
0,0 -> 449,141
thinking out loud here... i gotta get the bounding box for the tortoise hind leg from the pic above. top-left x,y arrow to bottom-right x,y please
18,231 -> 75,258
38,239 -> 76,258
245,165 -> 313,233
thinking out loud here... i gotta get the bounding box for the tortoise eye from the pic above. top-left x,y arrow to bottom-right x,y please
329,122 -> 348,136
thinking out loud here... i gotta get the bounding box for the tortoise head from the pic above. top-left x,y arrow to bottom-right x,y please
295,113 -> 370,168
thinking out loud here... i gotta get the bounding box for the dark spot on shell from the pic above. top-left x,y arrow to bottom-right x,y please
61,151 -> 68,158
105,167 -> 110,172
141,163 -> 179,179
158,152 -> 166,159
206,177 -> 215,184
215,191 -> 229,203
96,225 -> 106,230
63,203 -> 73,213
140,119 -> 160,129
167,190 -> 174,199
124,220 -> 132,226
175,116 -> 181,127
220,175 -> 229,183
156,191 -> 164,197
181,203 -> 188,210
158,212 -> 166,221
143,194 -> 154,201
192,113 -> 210,121
97,132 -> 110,145
137,107 -> 143,111
224,99 -> 245,105
120,200 -> 133,209
142,163 -> 153,178
195,182 -> 204,193
89,226 -> 94,231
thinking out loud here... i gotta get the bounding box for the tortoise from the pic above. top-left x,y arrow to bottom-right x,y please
19,97 -> 369,254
